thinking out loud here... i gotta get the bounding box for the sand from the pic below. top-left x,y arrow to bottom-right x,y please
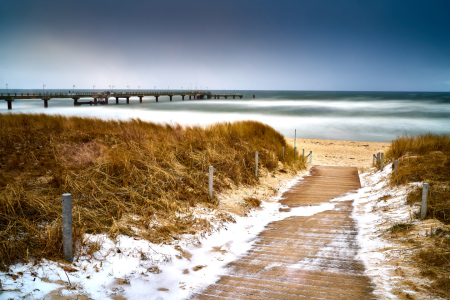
285,138 -> 390,168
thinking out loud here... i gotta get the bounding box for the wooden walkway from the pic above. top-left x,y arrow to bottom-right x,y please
192,166 -> 376,299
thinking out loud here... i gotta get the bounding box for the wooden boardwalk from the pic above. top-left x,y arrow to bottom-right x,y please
192,166 -> 376,300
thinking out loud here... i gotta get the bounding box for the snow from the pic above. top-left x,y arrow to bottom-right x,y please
0,176 -> 333,300
1,165 -> 440,299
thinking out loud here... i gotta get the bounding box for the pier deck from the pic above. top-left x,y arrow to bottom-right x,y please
0,91 -> 244,109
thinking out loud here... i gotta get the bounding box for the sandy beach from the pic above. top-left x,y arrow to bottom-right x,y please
285,138 -> 390,168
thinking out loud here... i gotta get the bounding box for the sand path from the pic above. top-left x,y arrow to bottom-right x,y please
192,165 -> 376,299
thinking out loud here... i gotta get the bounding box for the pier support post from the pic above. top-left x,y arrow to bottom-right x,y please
116,97 -> 119,104
155,96 -> 159,102
44,99 -> 48,108
73,98 -> 78,106
62,193 -> 73,262
126,97 -> 130,104
105,97 -> 109,105
182,95 -> 185,100
189,95 -> 192,100
139,96 -> 143,103
7,101 -> 12,110
169,95 -> 172,101
94,98 -> 98,105
233,95 -> 235,99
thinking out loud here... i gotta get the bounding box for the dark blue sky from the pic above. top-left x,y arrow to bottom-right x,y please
1,0 -> 449,91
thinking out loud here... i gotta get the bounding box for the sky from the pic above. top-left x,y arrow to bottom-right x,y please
0,0 -> 449,91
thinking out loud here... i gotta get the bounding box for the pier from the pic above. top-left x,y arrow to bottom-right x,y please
0,91 -> 244,110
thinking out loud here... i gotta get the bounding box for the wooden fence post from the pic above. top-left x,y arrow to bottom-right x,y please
309,151 -> 312,164
294,147 -> 297,160
62,193 -> 73,263
394,160 -> 398,175
373,154 -> 376,166
380,153 -> 384,171
255,151 -> 259,177
421,183 -> 429,220
209,166 -> 213,199
303,149 -> 305,161
282,147 -> 285,160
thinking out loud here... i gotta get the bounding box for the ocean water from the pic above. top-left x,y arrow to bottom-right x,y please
1,90 -> 449,142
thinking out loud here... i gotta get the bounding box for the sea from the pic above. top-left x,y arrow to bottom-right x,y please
1,90 -> 449,142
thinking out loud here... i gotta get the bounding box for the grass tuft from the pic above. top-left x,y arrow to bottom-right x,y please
243,197 -> 262,209
389,223 -> 414,233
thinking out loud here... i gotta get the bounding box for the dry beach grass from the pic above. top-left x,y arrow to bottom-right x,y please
386,134 -> 450,298
0,114 -> 305,270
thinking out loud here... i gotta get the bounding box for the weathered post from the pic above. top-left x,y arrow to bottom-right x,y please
394,160 -> 399,175
380,153 -> 384,171
208,166 -> 213,199
421,183 -> 429,220
282,147 -> 285,160
255,151 -> 259,177
309,151 -> 312,164
377,152 -> 380,166
294,129 -> 296,150
294,147 -> 297,160
303,149 -> 305,161
62,193 -> 73,262
373,154 -> 376,166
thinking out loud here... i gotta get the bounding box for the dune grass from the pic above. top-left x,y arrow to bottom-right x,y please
386,134 -> 450,297
386,134 -> 450,223
0,113 -> 304,270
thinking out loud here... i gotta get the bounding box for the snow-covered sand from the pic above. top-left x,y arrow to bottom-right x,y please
1,164 -> 441,300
